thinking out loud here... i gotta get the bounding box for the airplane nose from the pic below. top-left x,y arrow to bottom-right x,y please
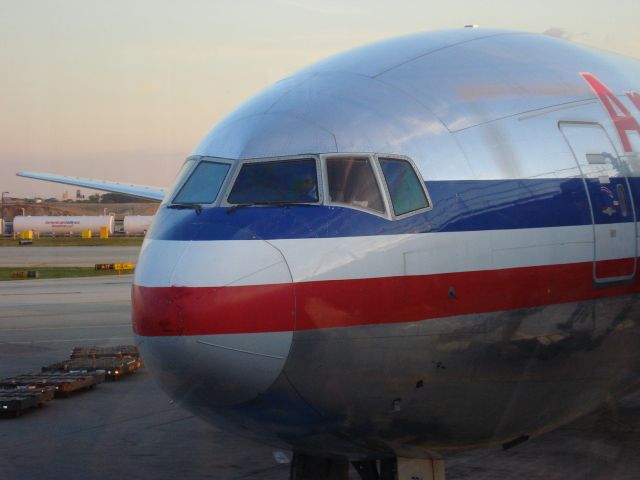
131,238 -> 294,407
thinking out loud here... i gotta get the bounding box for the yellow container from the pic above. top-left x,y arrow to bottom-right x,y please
99,226 -> 109,239
81,229 -> 92,239
19,230 -> 33,240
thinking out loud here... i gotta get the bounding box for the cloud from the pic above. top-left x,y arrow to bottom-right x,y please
276,0 -> 360,15
542,27 -> 588,41
542,27 -> 573,40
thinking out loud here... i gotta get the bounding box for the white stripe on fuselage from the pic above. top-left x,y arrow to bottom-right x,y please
134,224 -> 637,288
134,237 -> 292,288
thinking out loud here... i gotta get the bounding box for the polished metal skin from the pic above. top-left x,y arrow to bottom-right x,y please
193,29 -> 640,181
18,29 -> 640,470
154,29 -> 640,459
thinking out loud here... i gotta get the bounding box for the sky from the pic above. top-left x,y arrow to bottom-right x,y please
1,0 -> 639,198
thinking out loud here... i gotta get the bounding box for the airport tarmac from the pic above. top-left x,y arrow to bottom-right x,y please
0,246 -> 140,267
1,261 -> 639,479
0,275 -> 290,480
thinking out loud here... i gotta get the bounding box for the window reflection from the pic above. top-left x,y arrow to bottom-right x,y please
173,161 -> 230,204
326,157 -> 385,213
379,158 -> 429,216
228,158 -> 318,204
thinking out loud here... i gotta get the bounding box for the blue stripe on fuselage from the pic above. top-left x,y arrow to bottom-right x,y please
148,178 -> 637,241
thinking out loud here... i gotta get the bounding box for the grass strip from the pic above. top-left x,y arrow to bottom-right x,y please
0,267 -> 134,281
0,237 -> 144,247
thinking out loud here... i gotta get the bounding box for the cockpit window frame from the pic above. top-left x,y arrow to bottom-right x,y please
162,156 -> 197,206
374,153 -> 433,220
200,152 -> 430,220
168,155 -> 235,207
219,155 -> 324,208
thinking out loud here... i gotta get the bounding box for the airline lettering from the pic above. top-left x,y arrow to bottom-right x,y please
580,72 -> 640,153
628,91 -> 640,111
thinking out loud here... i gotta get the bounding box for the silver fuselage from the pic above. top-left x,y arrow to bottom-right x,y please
133,29 -> 640,460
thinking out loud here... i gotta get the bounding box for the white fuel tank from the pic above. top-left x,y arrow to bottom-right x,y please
13,215 -> 114,235
123,215 -> 154,235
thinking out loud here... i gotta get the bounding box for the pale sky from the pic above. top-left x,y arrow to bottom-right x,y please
1,0 -> 639,198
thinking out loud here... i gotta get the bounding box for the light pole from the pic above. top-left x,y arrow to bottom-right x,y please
1,192 -> 9,235
1,191 -> 8,216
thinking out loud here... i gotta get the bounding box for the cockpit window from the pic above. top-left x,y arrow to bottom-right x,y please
326,157 -> 385,213
173,161 -> 230,204
163,158 -> 196,204
379,158 -> 429,216
227,158 -> 318,204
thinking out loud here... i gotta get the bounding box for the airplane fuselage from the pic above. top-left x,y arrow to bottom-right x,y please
128,29 -> 640,462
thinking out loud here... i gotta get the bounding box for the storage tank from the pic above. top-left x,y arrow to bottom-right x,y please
13,216 -> 114,235
123,215 -> 154,235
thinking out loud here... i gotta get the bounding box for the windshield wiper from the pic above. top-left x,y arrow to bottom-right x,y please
167,203 -> 202,215
226,201 -> 315,213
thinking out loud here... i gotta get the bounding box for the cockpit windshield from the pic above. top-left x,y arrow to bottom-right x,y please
172,161 -> 230,204
326,157 -> 385,213
227,158 -> 318,204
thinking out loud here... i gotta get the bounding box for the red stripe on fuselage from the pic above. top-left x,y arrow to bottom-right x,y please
132,259 -> 640,336
595,257 -> 635,278
132,282 -> 294,335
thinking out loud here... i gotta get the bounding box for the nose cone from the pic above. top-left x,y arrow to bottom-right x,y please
132,239 -> 294,407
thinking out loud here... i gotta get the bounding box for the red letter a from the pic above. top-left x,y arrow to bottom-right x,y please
627,92 -> 640,112
581,72 -> 640,153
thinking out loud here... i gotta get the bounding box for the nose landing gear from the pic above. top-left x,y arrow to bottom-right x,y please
289,453 -> 349,480
290,453 -> 445,480
352,458 -> 397,480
